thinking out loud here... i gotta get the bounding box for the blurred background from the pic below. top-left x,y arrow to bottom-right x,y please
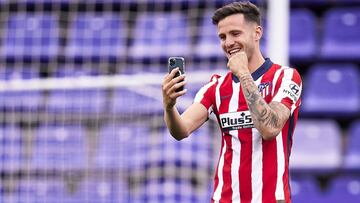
0,0 -> 359,202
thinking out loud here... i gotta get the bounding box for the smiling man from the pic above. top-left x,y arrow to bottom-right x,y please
162,1 -> 302,203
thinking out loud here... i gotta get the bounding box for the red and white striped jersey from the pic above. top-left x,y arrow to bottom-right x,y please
194,58 -> 302,203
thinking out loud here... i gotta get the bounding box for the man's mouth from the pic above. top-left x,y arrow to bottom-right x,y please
228,48 -> 242,56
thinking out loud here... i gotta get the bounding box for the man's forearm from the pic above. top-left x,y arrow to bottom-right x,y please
238,73 -> 282,139
164,106 -> 189,141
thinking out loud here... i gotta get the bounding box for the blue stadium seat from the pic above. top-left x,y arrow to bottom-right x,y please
65,13 -> 126,59
289,9 -> 317,60
325,176 -> 360,203
290,119 -> 342,172
320,8 -> 360,60
2,13 -> 59,59
344,120 -> 360,170
78,178 -> 130,203
0,67 -> 43,110
194,11 -> 223,58
31,125 -> 87,170
14,178 -> 83,203
301,63 -> 360,115
291,177 -> 328,203
129,12 -> 192,58
47,89 -> 107,114
110,86 -> 163,114
95,123 -> 151,170
132,178 -> 210,203
0,126 -> 24,171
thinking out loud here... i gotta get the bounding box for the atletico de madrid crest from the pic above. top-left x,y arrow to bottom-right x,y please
258,82 -> 271,97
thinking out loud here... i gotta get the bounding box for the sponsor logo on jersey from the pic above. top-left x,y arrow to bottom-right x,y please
219,111 -> 254,131
282,82 -> 300,102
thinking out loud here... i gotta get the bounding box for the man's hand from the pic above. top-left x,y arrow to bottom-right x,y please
162,67 -> 187,110
227,51 -> 249,77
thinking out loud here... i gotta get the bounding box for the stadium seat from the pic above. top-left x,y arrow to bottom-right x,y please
110,86 -> 163,114
47,89 -> 107,114
325,176 -> 360,203
194,11 -> 224,58
291,177 -> 328,203
289,9 -> 317,60
31,125 -> 87,170
320,8 -> 360,60
344,120 -> 360,170
129,12 -> 192,59
14,178 -> 83,203
2,13 -> 59,59
290,119 -> 342,172
94,122 -> 151,170
79,178 -> 130,203
301,63 -> 360,115
65,13 -> 126,59
0,126 -> 24,171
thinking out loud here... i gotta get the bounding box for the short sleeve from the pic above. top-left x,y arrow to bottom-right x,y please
272,68 -> 302,114
193,74 -> 219,116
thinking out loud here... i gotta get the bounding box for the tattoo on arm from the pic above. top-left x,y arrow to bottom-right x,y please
239,73 -> 289,132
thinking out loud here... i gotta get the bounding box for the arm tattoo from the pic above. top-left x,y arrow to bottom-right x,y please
239,73 -> 284,130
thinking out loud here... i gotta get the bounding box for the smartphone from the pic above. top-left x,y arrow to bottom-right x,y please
168,57 -> 185,92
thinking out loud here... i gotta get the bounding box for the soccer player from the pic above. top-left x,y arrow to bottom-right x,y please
162,1 -> 302,203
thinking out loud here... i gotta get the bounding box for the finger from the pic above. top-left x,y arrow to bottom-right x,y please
164,67 -> 179,83
169,80 -> 186,93
169,88 -> 187,99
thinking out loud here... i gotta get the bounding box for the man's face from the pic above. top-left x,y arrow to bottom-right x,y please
217,14 -> 261,60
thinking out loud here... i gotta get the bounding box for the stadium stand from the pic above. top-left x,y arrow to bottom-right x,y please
301,63 -> 360,116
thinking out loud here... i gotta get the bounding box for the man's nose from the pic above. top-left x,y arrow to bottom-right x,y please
225,37 -> 235,48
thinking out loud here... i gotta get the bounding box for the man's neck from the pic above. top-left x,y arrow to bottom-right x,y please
248,52 -> 265,74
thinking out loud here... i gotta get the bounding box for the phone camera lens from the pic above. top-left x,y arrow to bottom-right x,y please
169,59 -> 176,66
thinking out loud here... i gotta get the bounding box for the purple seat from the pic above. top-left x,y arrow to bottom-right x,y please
31,125 -> 87,170
110,86 -> 163,114
320,8 -> 360,60
344,120 -> 360,170
129,12 -> 191,58
0,126 -> 24,171
290,119 -> 342,172
2,13 -> 59,59
194,11 -> 224,58
301,63 -> 360,115
65,13 -> 126,59
291,177 -> 328,203
325,176 -> 360,203
289,9 -> 317,59
95,123 -> 151,170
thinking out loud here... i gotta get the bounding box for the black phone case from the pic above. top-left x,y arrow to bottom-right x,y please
168,57 -> 185,92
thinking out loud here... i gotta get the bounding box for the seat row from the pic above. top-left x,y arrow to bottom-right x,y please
0,8 -> 359,61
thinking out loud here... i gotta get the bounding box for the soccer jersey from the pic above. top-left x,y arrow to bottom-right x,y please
194,58 -> 302,203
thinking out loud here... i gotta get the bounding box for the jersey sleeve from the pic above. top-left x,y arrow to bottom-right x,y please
193,74 -> 219,116
272,68 -> 302,114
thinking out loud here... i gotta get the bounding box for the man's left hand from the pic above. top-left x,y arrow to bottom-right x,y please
227,51 -> 249,78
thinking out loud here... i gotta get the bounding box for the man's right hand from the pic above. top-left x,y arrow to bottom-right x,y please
162,67 -> 187,110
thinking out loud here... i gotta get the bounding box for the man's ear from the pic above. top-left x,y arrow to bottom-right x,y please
254,25 -> 263,41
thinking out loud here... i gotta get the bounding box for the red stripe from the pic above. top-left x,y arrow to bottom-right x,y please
238,86 -> 253,203
218,73 -> 233,202
260,67 -> 279,203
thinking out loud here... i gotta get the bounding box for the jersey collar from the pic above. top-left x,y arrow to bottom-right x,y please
232,58 -> 273,83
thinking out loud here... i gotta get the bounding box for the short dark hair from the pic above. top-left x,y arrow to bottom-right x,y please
212,1 -> 261,26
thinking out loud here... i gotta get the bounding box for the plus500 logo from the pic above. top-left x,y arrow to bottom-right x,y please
219,111 -> 254,131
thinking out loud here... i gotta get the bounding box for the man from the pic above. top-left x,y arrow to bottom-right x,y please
162,1 -> 302,203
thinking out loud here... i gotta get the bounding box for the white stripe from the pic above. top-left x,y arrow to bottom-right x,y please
271,66 -> 286,96
194,77 -> 218,116
272,68 -> 293,101
229,81 -> 241,202
213,140 -> 227,201
215,75 -> 226,112
251,128 -> 263,203
275,131 -> 285,200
